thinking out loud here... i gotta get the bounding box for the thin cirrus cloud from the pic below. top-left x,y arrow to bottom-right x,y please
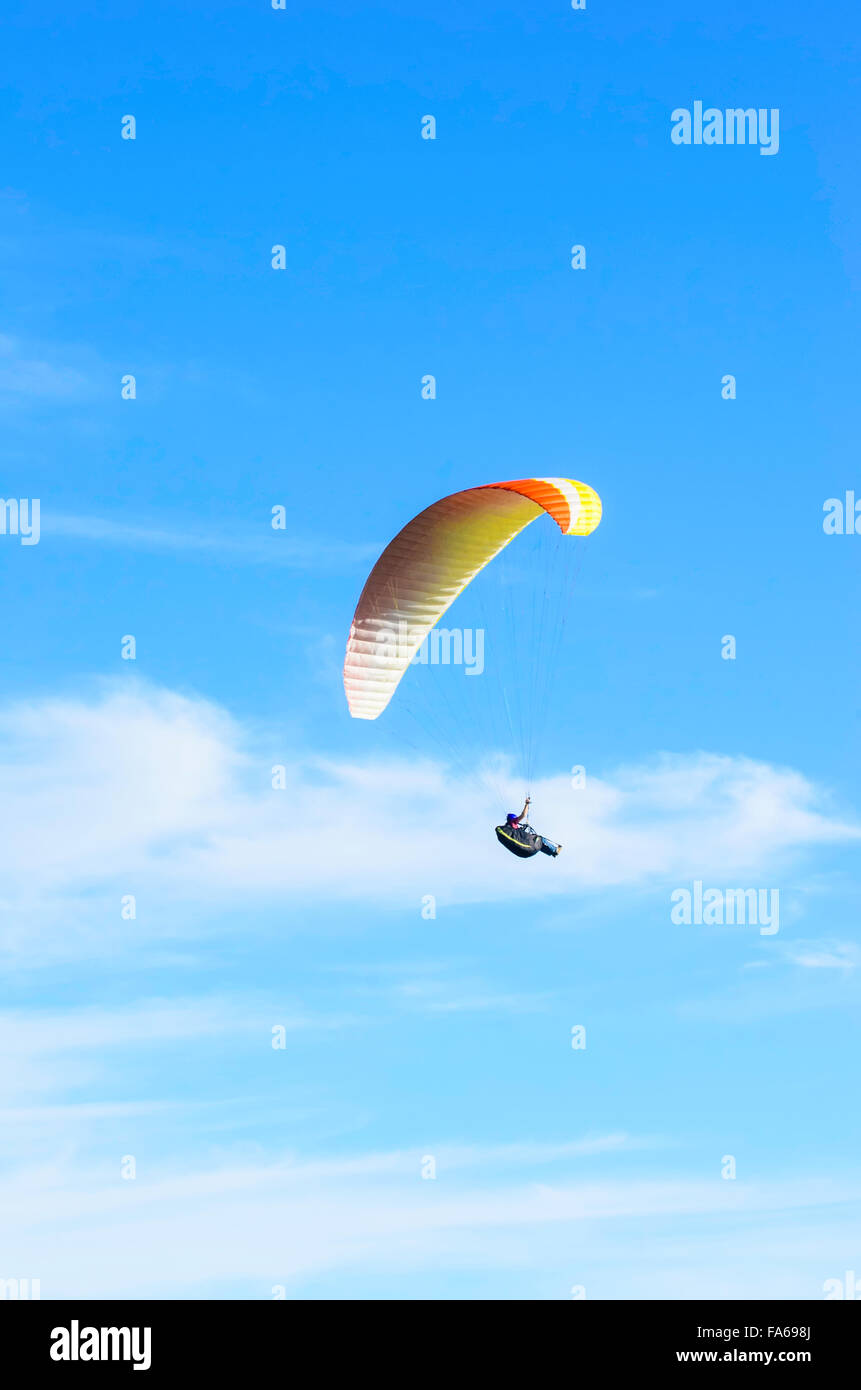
0,984 -> 857,1298
0,333 -> 90,401
784,940 -> 859,970
0,994 -> 341,1108
45,511 -> 380,568
1,1136 -> 859,1298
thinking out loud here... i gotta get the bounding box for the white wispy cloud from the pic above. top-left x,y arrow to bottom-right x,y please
784,940 -> 859,970
0,958 -> 856,1299
0,995 -> 345,1109
1,1134 -> 858,1298
0,682 -> 857,965
338,961 -> 553,1015
45,512 -> 380,568
0,333 -> 91,401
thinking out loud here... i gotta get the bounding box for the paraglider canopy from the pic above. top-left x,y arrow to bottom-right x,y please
344,477 -> 602,721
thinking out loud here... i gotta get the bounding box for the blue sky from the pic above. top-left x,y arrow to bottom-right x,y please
1,1 -> 860,1299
